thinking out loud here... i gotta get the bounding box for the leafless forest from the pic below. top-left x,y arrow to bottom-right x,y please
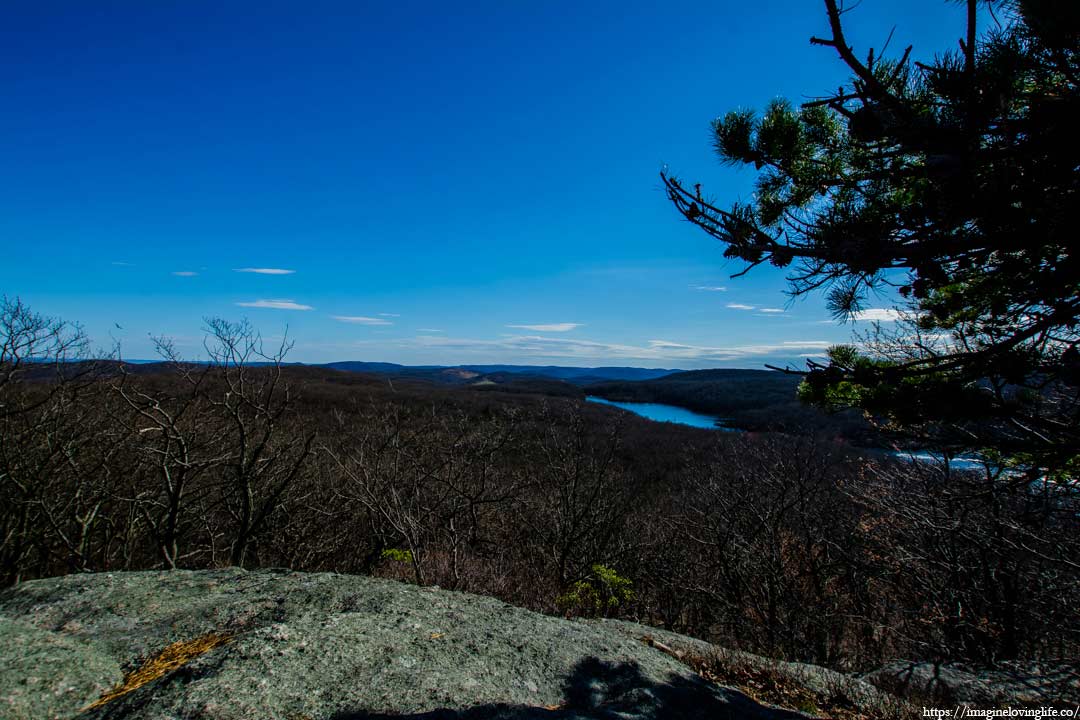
2,297 -> 1077,670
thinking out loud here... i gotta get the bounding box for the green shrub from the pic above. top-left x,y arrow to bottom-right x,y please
556,564 -> 634,618
380,548 -> 413,564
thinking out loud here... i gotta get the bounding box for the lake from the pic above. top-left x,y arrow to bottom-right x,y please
585,396 -> 734,430
889,451 -> 990,472
586,396 -> 992,471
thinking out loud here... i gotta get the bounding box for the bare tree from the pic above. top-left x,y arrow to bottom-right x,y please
519,402 -> 631,594
847,457 -> 1080,662
650,434 -> 869,664
202,318 -> 315,567
0,296 -> 101,582
110,319 -> 314,570
111,340 -> 226,569
326,401 -> 520,587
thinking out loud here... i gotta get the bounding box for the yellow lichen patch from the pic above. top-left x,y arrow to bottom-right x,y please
83,632 -> 233,711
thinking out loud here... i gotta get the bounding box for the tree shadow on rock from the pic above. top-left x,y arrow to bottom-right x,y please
332,656 -> 810,720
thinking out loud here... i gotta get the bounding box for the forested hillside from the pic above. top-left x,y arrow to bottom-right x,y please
588,369 -> 876,442
2,301 -> 1077,672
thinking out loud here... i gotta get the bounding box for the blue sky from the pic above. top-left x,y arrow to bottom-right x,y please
1,1 -> 969,368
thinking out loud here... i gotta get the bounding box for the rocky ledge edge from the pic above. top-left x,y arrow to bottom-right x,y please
0,569 -> 1064,720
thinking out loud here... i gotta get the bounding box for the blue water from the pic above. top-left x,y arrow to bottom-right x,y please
585,396 -> 994,470
891,451 -> 990,472
585,396 -> 733,430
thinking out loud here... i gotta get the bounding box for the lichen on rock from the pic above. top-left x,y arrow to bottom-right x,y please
0,569 -> 821,720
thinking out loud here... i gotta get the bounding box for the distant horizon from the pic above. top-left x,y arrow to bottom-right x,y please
82,356 -> 801,373
51,355 -> 822,375
113,358 -> 688,369
85,348 -> 811,372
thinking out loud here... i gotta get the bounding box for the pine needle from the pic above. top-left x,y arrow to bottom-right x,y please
83,632 -> 233,711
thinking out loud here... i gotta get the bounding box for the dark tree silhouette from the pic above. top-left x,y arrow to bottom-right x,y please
662,0 -> 1079,475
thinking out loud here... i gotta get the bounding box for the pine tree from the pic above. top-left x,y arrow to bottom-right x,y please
663,0 -> 1078,475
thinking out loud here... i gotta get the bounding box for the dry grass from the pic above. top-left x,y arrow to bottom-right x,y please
641,636 -> 914,720
82,632 -> 233,711
686,655 -> 828,716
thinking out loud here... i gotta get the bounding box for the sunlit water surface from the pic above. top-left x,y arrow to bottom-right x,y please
586,396 -> 991,470
585,396 -> 733,431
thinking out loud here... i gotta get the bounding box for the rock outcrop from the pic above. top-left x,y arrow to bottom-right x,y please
861,660 -> 1079,707
0,568 -> 830,720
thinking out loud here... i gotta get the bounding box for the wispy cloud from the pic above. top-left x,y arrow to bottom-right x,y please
332,315 -> 393,325
692,285 -> 727,292
172,271 -> 198,277
408,333 -> 832,364
505,323 -> 583,332
236,299 -> 313,310
234,268 -> 296,275
758,308 -> 784,314
726,303 -> 755,310
815,308 -> 906,324
852,308 -> 903,322
111,261 -> 135,267
417,328 -> 444,333
378,313 -> 400,317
